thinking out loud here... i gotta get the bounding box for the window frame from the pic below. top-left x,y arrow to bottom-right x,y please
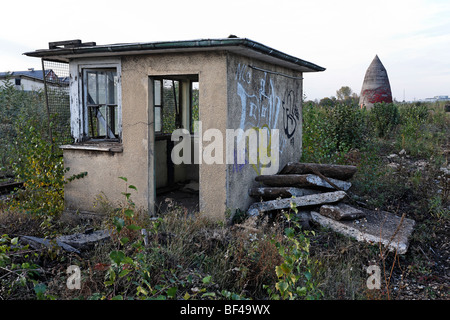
152,76 -> 199,135
83,68 -> 119,140
153,78 -> 163,134
190,80 -> 199,134
72,59 -> 122,143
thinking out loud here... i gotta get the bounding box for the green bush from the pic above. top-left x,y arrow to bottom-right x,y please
399,103 -> 429,124
328,104 -> 368,151
370,103 -> 399,138
8,115 -> 86,224
8,113 -> 63,216
0,79 -> 45,175
301,103 -> 368,164
396,103 -> 444,157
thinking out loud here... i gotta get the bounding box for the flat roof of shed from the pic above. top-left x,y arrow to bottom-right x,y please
24,37 -> 325,73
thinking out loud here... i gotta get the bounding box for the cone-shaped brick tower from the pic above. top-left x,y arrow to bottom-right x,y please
359,55 -> 393,109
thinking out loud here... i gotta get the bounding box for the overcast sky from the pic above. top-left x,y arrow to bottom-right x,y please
1,0 -> 449,101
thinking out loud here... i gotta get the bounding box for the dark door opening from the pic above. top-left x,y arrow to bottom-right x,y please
152,75 -> 199,214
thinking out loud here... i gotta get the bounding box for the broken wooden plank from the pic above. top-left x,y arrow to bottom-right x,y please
255,174 -> 352,191
319,203 -> 365,221
247,190 -> 347,217
310,209 -> 415,254
248,187 -> 321,200
20,236 -> 80,254
49,40 -> 81,49
48,40 -> 96,49
280,162 -> 357,181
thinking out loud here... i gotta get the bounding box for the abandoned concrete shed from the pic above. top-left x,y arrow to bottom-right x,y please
24,38 -> 325,220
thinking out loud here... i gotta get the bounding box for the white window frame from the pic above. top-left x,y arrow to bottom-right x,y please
69,58 -> 122,143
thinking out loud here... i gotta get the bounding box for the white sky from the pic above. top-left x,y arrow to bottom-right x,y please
1,0 -> 449,101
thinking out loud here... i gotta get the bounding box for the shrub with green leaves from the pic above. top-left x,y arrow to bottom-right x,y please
9,117 -> 66,219
395,103 -> 438,156
0,78 -> 45,175
8,115 -> 86,223
301,103 -> 368,164
370,103 -> 399,138
328,104 -> 368,151
301,103 -> 336,163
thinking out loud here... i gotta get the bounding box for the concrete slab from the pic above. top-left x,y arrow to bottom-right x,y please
20,236 -> 81,254
310,208 -> 415,254
247,191 -> 347,216
248,187 -> 321,200
320,203 -> 365,221
255,174 -> 352,191
280,162 -> 357,180
57,230 -> 111,251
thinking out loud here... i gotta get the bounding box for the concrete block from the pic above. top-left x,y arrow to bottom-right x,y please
310,209 -> 415,254
320,203 -> 365,221
248,187 -> 321,200
57,230 -> 111,251
247,190 -> 347,216
255,174 -> 352,191
20,236 -> 81,254
280,162 -> 357,180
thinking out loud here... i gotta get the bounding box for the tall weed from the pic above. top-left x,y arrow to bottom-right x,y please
370,103 -> 399,138
301,103 -> 368,164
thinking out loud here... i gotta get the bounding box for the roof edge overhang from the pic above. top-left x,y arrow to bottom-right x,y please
23,38 -> 326,73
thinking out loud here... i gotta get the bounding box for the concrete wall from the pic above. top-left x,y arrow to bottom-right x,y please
226,53 -> 303,212
64,52 -> 228,220
63,146 -> 148,212
63,55 -> 149,212
128,51 -> 228,220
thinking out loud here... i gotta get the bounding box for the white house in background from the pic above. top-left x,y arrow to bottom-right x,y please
0,68 -> 67,91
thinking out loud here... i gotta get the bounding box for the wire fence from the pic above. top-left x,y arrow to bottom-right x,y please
0,59 -> 72,178
41,59 -> 72,146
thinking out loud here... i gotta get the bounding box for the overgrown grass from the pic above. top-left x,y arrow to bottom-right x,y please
302,102 -> 449,211
1,179 -> 321,300
1,93 -> 448,300
301,101 -> 449,299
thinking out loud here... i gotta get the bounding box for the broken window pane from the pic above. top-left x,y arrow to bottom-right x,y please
85,68 -> 119,140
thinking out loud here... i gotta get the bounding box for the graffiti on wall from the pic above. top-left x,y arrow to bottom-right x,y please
282,89 -> 300,148
236,64 -> 280,132
234,63 -> 300,173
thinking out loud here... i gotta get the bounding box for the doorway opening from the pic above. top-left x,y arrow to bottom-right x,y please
151,75 -> 199,214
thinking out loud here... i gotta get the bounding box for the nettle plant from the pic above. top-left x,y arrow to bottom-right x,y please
265,202 -> 323,300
